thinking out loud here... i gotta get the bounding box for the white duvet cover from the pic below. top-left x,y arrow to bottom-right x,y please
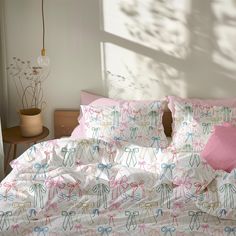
0,138 -> 236,235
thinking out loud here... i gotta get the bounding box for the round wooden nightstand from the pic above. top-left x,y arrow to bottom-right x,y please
3,126 -> 49,174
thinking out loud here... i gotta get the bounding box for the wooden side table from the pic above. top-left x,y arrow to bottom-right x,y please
3,126 -> 49,174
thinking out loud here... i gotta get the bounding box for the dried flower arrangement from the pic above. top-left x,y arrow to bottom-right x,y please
7,57 -> 49,110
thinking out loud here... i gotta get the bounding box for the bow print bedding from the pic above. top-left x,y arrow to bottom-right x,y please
0,138 -> 236,236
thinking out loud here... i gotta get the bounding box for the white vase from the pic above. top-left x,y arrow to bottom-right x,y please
19,108 -> 43,137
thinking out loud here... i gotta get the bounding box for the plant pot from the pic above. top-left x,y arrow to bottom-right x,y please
19,108 -> 43,137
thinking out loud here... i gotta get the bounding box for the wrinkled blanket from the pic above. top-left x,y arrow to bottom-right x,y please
0,138 -> 236,236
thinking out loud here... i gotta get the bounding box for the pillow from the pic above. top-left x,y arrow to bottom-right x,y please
72,91 -> 108,138
80,90 -> 104,106
201,123 -> 236,172
81,100 -> 169,148
168,96 -> 236,117
71,92 -> 121,139
77,91 -> 105,121
169,97 -> 236,152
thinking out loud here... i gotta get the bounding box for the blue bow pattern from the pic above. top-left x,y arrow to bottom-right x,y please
154,208 -> 163,223
0,211 -> 12,231
148,110 -> 159,126
61,147 -> 77,167
92,184 -> 110,209
189,153 -> 200,167
124,147 -> 139,167
97,163 -> 112,179
29,208 -> 37,217
92,127 -> 100,139
188,211 -> 202,231
29,184 -> 46,209
34,226 -> 49,236
62,211 -> 76,231
202,123 -> 211,135
224,227 -> 236,236
219,208 -> 227,218
151,136 -> 161,149
185,132 -> 194,143
92,208 -> 100,217
221,107 -> 232,121
161,226 -> 176,236
58,193 -> 77,202
98,226 -> 112,236
111,109 -> 120,127
33,163 -> 48,180
0,194 -> 14,202
183,105 -> 193,121
130,127 -> 138,139
125,211 -> 139,231
156,184 -> 172,209
160,163 -> 175,180
219,184 -> 236,208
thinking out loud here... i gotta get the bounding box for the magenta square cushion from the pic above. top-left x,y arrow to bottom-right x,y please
201,123 -> 236,172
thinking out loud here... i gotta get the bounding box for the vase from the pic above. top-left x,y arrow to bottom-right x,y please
19,108 -> 43,137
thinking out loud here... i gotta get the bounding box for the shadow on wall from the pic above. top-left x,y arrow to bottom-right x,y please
100,0 -> 236,99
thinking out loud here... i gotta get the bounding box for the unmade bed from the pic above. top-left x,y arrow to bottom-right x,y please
0,96 -> 236,236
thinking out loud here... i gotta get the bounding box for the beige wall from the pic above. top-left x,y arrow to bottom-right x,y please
3,0 -> 236,140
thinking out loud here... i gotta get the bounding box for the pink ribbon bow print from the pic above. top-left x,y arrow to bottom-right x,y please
194,181 -> 208,195
74,224 -> 82,233
45,177 -> 65,200
201,224 -> 209,234
130,181 -> 145,200
12,224 -> 20,234
66,180 -> 82,196
108,202 -> 122,212
3,181 -> 18,196
45,202 -> 58,212
173,177 -> 192,199
108,214 -> 115,226
110,175 -> 129,200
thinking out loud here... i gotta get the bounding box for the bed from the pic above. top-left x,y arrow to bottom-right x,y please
0,95 -> 236,236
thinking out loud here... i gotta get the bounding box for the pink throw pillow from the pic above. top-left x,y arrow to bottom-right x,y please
201,123 -> 236,172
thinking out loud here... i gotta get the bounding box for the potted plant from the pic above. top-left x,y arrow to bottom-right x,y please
7,57 -> 49,137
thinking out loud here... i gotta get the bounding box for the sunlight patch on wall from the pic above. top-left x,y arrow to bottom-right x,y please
102,0 -> 191,59
212,0 -> 236,74
103,43 -> 186,100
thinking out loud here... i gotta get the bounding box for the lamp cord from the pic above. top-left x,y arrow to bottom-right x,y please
42,0 -> 45,50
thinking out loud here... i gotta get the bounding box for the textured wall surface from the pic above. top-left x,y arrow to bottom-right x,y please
2,0 -> 236,139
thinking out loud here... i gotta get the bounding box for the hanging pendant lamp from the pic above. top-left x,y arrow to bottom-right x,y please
37,0 -> 50,67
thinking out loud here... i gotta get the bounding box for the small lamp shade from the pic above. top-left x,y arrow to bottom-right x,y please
38,48 -> 50,67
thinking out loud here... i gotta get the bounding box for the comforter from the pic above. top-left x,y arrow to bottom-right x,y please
0,138 -> 236,235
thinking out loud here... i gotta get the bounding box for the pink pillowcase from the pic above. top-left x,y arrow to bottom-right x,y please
201,123 -> 236,172
72,91 -> 109,138
72,91 -> 127,138
77,91 -> 104,120
80,90 -> 104,105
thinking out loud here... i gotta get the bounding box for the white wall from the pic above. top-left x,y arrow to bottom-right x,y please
0,119 -> 4,180
4,0 -> 104,139
3,0 -> 236,142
